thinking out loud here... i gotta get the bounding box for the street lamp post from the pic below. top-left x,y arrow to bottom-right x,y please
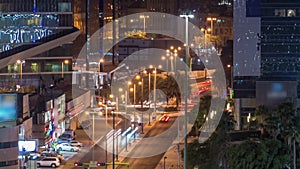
180,13 -> 194,169
61,60 -> 69,78
227,64 -> 233,89
207,17 -> 217,35
139,15 -> 149,33
163,156 -> 167,169
98,99 -> 109,169
129,83 -> 137,140
92,110 -> 95,161
161,55 -> 168,75
16,60 -> 22,86
98,100 -> 108,169
125,90 -> 128,151
98,58 -> 104,88
147,70 -> 151,125
153,67 -> 157,118
201,27 -> 211,80
108,94 -> 116,168
166,46 -> 181,75
138,80 -> 144,134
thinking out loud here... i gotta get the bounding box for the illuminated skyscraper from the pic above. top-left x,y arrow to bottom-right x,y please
233,0 -> 300,130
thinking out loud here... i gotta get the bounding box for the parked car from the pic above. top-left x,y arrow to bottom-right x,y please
27,152 -> 41,160
40,151 -> 64,162
64,129 -> 76,139
56,138 -> 70,144
58,134 -> 73,141
36,157 -> 60,168
70,140 -> 83,147
56,143 -> 79,152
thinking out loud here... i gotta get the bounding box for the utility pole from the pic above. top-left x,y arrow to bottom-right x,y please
112,0 -> 116,167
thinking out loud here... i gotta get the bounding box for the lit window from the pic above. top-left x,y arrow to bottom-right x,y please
274,9 -> 286,17
287,9 -> 296,17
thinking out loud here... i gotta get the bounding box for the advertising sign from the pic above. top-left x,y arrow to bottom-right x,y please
18,140 -> 38,152
0,94 -> 17,122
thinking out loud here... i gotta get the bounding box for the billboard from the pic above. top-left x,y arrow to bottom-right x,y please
0,94 -> 18,122
256,81 -> 297,108
18,140 -> 38,152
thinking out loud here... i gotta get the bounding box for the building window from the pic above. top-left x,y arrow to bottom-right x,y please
287,9 -> 296,17
274,9 -> 286,17
0,141 -> 18,149
31,63 -> 38,72
58,2 -> 71,12
0,160 -> 18,167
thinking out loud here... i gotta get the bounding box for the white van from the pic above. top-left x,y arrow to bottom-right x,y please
36,157 -> 60,168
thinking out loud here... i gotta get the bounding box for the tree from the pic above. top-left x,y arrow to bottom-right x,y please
255,105 -> 269,127
264,102 -> 299,143
156,75 -> 181,109
186,111 -> 235,169
188,95 -> 212,136
248,102 -> 299,169
225,139 -> 291,169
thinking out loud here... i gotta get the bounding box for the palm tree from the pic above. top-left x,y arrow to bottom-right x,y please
156,75 -> 181,108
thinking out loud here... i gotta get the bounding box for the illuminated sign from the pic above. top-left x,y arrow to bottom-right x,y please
18,140 -> 37,152
0,94 -> 17,122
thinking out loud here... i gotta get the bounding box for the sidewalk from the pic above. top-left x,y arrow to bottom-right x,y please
73,112 -> 196,169
155,137 -> 198,169
113,118 -> 197,169
114,121 -> 158,163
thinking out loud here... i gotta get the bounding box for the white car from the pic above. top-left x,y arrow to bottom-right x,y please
36,157 -> 60,168
70,140 -> 83,147
56,143 -> 79,152
40,151 -> 64,162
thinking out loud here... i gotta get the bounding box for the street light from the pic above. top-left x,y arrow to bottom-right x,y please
123,89 -> 129,152
139,15 -> 149,33
144,69 -> 152,125
161,55 -> 168,75
163,156 -> 167,169
98,59 -> 104,89
207,17 -> 217,35
61,60 -> 69,78
98,101 -> 109,169
201,27 -> 211,80
16,60 -> 22,86
129,82 -> 137,141
166,46 -> 182,74
180,13 -> 194,169
227,64 -> 233,90
108,94 -> 117,167
153,68 -> 157,118
138,80 -> 144,134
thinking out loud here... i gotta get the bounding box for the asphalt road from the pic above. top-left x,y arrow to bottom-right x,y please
55,115 -> 130,169
117,118 -> 178,169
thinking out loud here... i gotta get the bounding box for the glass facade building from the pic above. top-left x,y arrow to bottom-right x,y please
233,0 -> 300,129
260,1 -> 300,79
234,0 -> 300,98
0,0 -> 73,52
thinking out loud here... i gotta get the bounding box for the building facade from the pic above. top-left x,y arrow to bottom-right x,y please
233,0 -> 300,130
0,0 -> 73,53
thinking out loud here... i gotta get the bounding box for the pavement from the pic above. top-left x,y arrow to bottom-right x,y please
114,117 -> 197,169
66,113 -> 197,169
154,137 -> 197,169
110,121 -> 158,168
